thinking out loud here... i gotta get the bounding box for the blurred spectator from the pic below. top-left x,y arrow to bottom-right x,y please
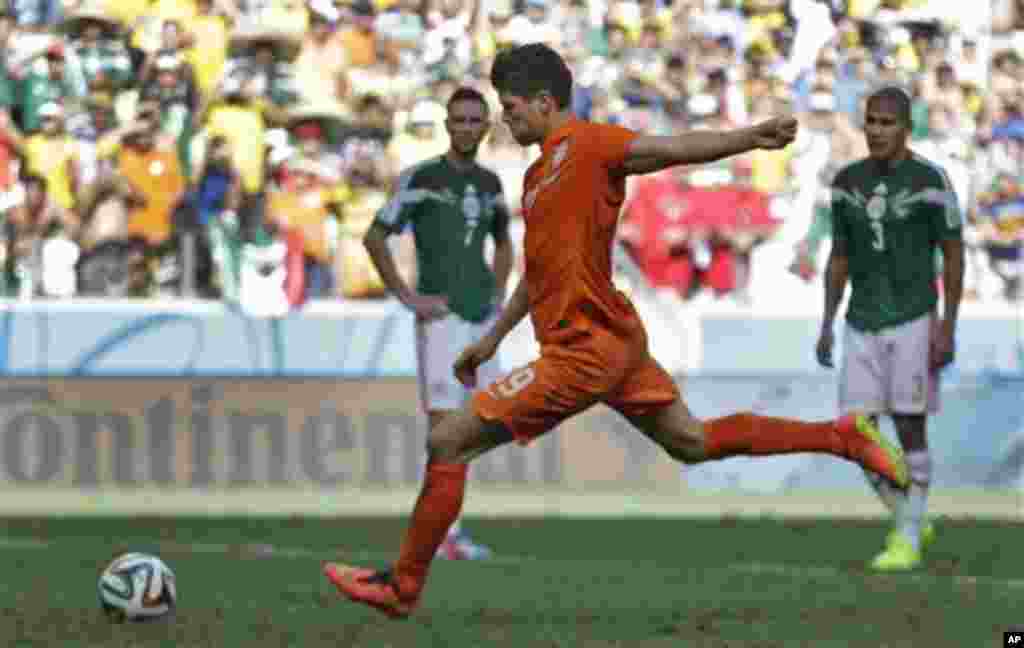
975,170 -> 1024,301
339,93 -> 395,179
266,155 -> 339,297
422,0 -> 477,75
234,216 -> 306,316
788,87 -> 865,281
76,236 -> 149,297
62,7 -> 132,93
388,99 -> 449,166
620,168 -> 705,300
834,47 -> 874,119
338,0 -> 379,69
0,101 -> 81,214
335,147 -> 391,299
500,0 -> 560,49
194,134 -> 243,297
186,0 -> 233,100
0,10 -> 18,118
224,26 -> 301,110
98,101 -> 186,247
10,0 -> 62,32
140,51 -> 200,176
622,165 -> 752,302
17,41 -> 86,133
283,104 -> 347,185
72,88 -> 119,193
199,68 -> 279,200
0,0 -> 1015,306
375,0 -> 426,57
294,1 -> 351,103
192,134 -> 243,229
1,173 -> 78,298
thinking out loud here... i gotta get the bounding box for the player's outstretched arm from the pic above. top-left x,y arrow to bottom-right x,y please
619,116 -> 798,176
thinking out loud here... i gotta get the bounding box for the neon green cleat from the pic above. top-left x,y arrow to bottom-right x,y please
886,522 -> 936,552
837,414 -> 909,490
870,531 -> 922,571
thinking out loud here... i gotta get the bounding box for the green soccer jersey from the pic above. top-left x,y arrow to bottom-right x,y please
831,154 -> 962,332
374,155 -> 510,323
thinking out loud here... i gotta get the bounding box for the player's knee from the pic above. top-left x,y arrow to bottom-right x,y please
648,417 -> 705,464
668,420 -> 706,464
424,408 -> 493,463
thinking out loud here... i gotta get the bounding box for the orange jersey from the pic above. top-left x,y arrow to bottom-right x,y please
521,118 -> 643,344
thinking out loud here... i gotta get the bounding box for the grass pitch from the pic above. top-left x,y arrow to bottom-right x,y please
1,515 -> 1021,647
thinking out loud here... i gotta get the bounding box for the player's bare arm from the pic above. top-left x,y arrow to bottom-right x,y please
932,237 -> 964,369
454,278 -> 530,388
363,222 -> 449,320
491,223 -> 514,307
617,116 -> 798,177
817,237 -> 849,368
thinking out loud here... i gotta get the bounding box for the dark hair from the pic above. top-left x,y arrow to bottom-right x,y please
446,86 -> 489,114
490,43 -> 573,109
867,86 -> 912,127
22,173 -> 46,191
357,93 -> 387,112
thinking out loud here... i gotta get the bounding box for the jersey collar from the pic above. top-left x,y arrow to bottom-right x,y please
541,116 -> 577,156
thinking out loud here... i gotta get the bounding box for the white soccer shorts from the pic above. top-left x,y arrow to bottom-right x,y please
415,310 -> 503,413
839,313 -> 940,416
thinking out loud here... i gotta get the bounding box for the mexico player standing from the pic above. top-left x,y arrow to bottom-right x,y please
364,87 -> 513,560
324,44 -> 909,618
816,87 -> 964,571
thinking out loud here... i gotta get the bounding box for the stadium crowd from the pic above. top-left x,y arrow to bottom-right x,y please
0,0 -> 1020,310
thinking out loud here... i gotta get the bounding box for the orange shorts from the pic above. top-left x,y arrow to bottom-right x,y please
473,326 -> 680,444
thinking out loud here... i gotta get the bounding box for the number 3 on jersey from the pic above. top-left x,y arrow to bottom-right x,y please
870,221 -> 885,250
491,367 -> 535,398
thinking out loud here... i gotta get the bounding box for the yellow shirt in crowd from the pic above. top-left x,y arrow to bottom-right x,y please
186,12 -> 230,98
268,188 -> 332,263
130,0 -> 198,52
205,103 -> 266,194
25,134 -> 76,211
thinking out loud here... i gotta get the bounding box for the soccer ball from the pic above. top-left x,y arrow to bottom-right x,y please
98,552 -> 177,622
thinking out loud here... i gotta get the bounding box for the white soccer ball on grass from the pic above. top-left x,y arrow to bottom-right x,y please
98,552 -> 177,622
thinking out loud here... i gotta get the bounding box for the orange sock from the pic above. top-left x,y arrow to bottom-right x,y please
393,462 -> 468,599
703,412 -> 841,460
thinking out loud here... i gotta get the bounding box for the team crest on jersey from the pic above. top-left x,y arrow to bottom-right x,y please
462,184 -> 481,223
867,185 -> 887,221
838,183 -> 917,222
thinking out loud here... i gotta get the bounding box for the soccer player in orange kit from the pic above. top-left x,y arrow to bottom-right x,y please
324,43 -> 909,619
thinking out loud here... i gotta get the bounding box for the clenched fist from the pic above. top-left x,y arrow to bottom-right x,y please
752,116 -> 798,150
